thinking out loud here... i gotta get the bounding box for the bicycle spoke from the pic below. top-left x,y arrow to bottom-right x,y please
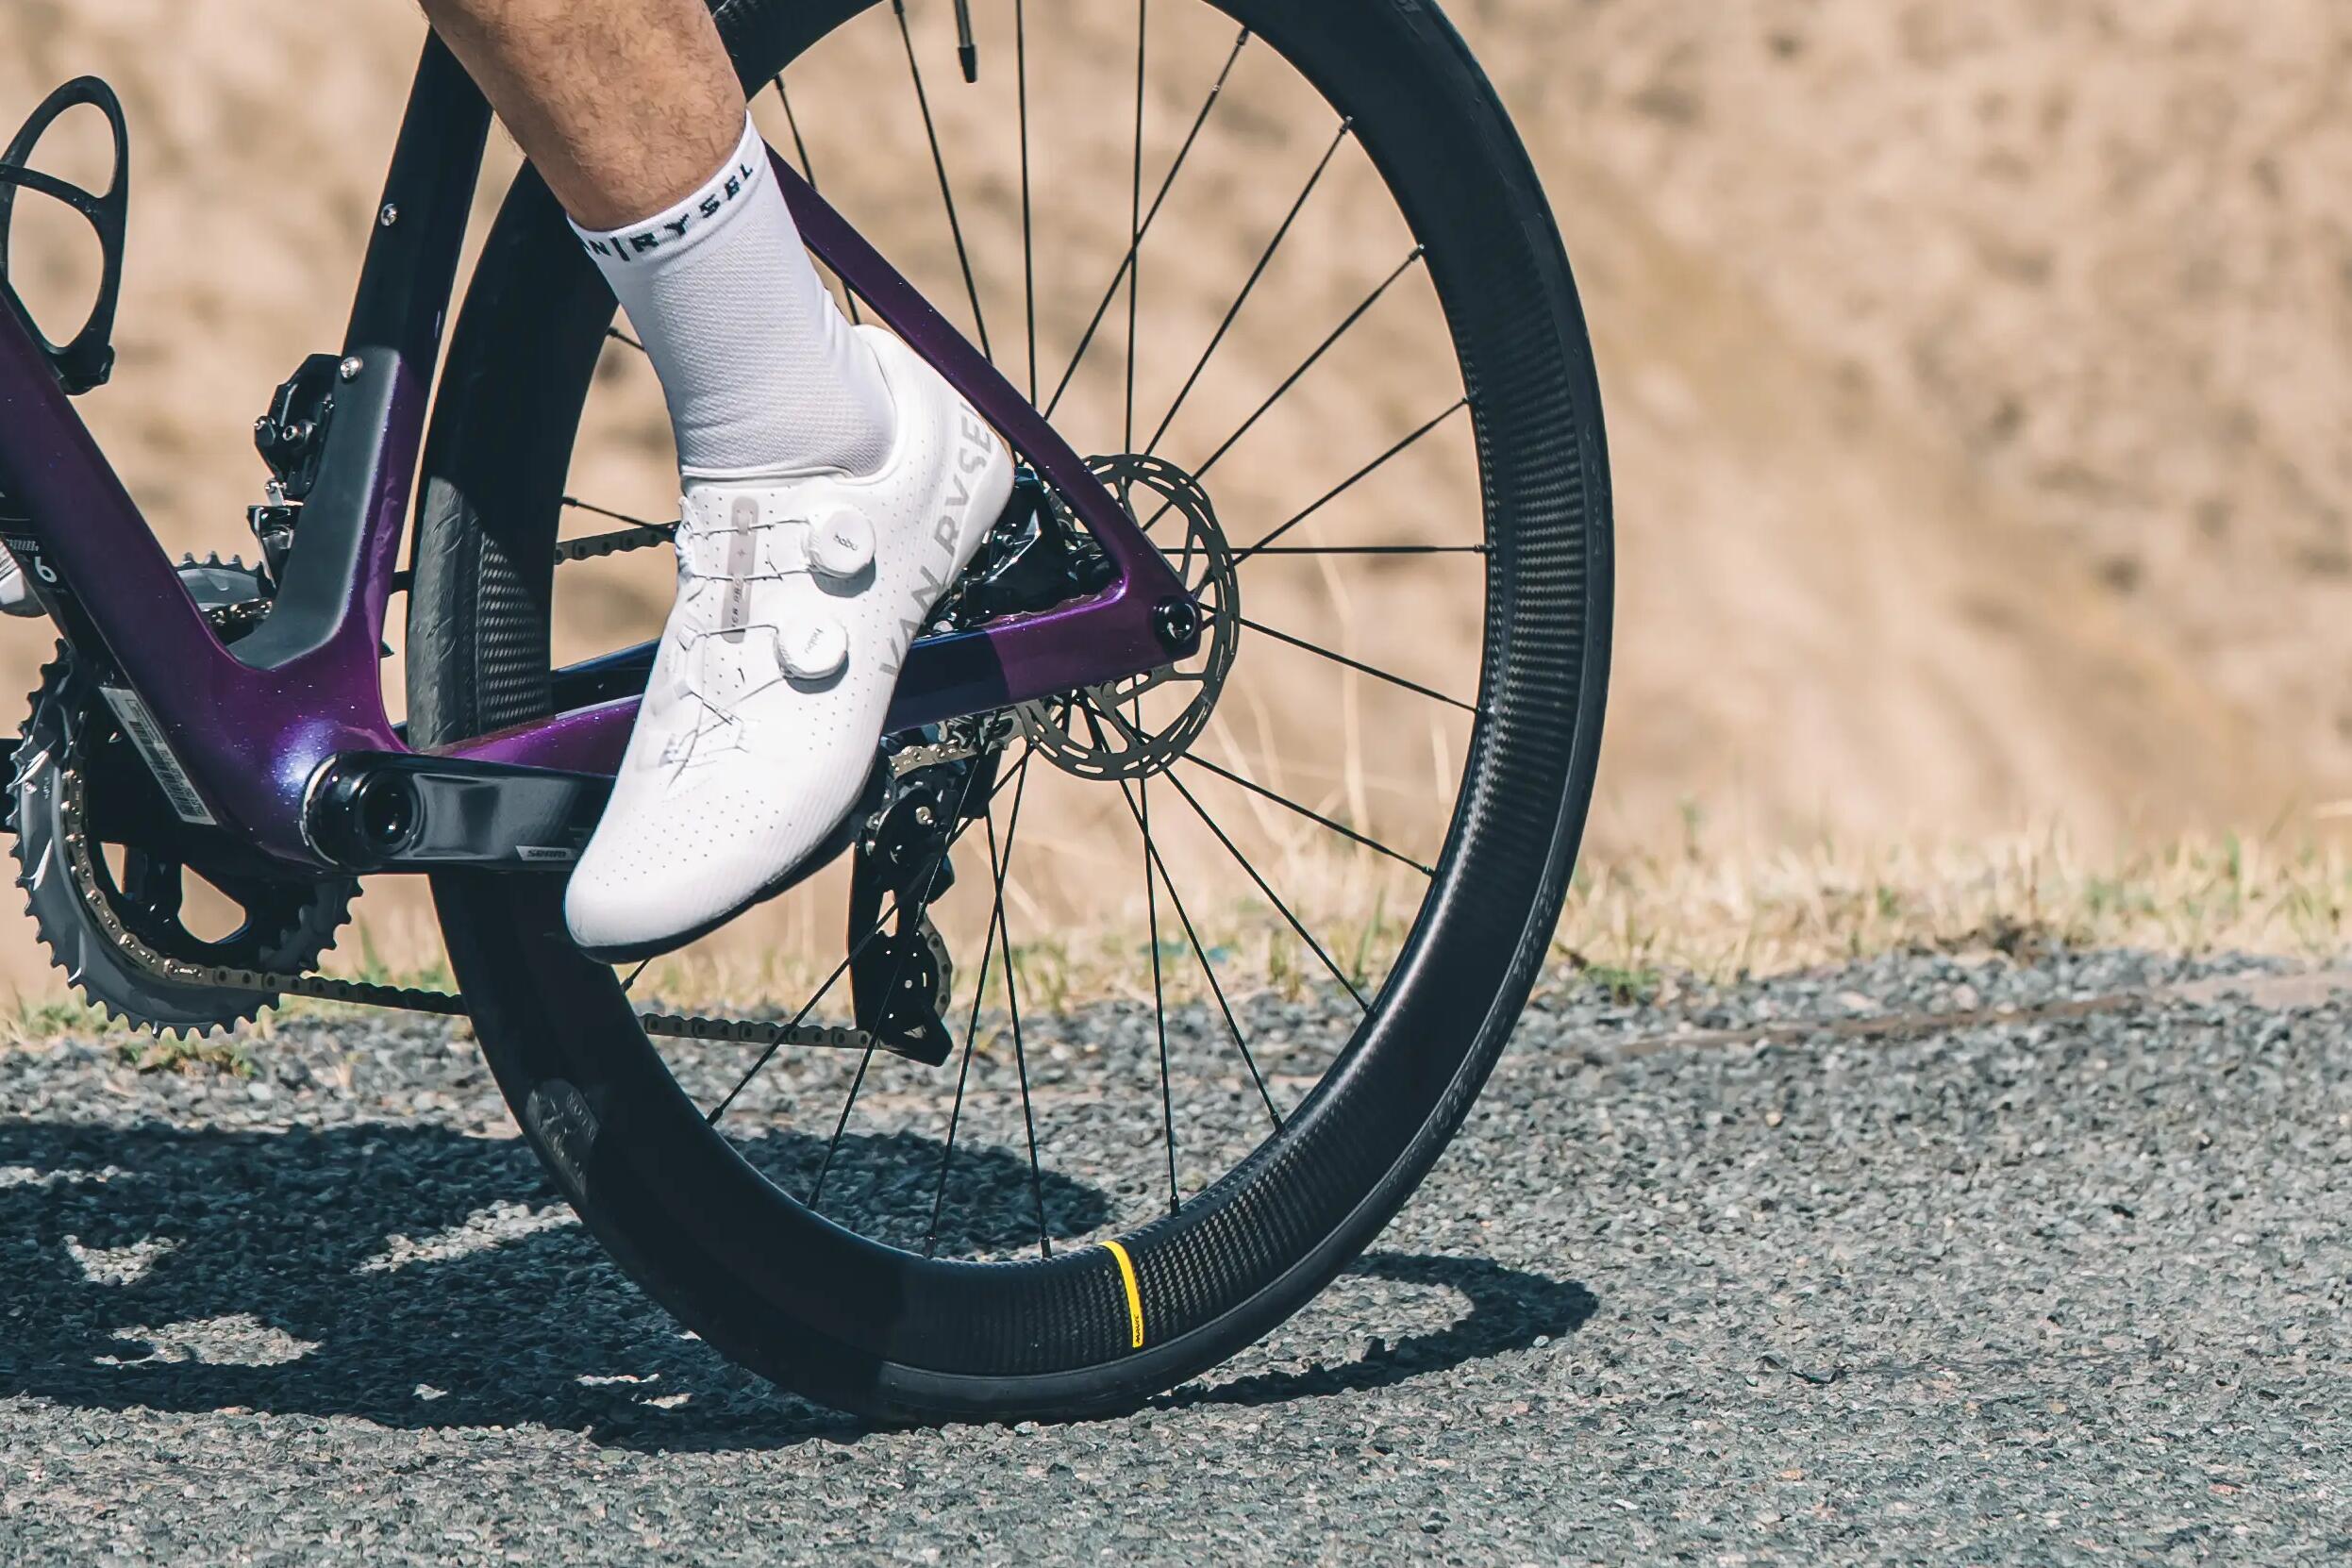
1016,0 -> 1036,401
560,495 -> 667,529
1192,247 -> 1424,485
1236,612 -> 1484,717
922,754 -> 1032,1256
619,959 -> 650,994
892,0 -> 992,359
1163,768 -> 1369,1011
707,753 -> 1026,1130
1125,0 -> 1147,456
1142,118 -> 1353,458
808,1055 -> 877,1209
1238,544 -> 1484,557
1078,695 -> 1119,754
1129,246 -> 1436,538
987,776 -> 1052,1257
1085,699 -> 1161,759
708,942 -> 864,1126
1043,28 -> 1249,420
1232,397 -> 1470,563
1114,778 -> 1282,1132
807,756 -> 998,1205
1181,750 -> 1432,876
1139,708 -> 1178,1215
773,74 -> 860,325
605,326 -> 645,356
921,920 -> 995,1258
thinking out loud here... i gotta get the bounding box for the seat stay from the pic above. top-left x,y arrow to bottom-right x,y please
439,152 -> 1196,776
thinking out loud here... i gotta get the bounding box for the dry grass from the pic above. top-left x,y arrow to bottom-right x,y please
1555,828 -> 2352,985
840,826 -> 2352,1012
38,827 -> 2330,1048
9,826 -> 2350,1053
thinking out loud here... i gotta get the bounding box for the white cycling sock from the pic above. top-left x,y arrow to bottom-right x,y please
570,112 -> 893,479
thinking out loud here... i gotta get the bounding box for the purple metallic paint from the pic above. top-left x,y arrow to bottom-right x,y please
0,148 -> 1186,868
445,157 -> 1192,768
0,314 -> 410,861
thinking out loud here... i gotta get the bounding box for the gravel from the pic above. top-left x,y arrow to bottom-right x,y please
2,946 -> 2348,1564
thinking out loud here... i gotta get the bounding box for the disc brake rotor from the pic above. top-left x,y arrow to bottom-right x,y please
1018,453 -> 1238,780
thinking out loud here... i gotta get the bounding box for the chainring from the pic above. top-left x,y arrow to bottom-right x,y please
10,559 -> 359,1035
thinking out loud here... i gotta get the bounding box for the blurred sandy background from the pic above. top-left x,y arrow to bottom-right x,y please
0,0 -> 2343,995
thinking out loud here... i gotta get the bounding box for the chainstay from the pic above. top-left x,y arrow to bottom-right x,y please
60,759 -> 864,1050
56,529 -> 870,1050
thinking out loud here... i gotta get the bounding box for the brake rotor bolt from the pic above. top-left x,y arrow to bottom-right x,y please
338,356 -> 363,382
378,203 -> 400,227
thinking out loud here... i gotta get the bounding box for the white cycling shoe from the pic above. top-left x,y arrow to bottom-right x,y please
564,327 -> 1013,961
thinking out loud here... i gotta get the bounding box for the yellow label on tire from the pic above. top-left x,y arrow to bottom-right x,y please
1100,1240 -> 1144,1350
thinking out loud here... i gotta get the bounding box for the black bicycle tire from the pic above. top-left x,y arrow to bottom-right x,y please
407,0 -> 1611,1420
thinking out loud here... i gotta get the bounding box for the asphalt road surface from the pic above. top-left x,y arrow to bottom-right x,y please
2,948 -> 2347,1564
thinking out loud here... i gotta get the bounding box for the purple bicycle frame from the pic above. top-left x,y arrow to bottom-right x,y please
0,43 -> 1186,870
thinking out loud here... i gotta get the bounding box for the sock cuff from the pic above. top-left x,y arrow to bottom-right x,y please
571,112 -> 769,268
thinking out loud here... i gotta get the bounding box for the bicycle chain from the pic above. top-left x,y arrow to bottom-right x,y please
888,709 -> 1019,776
554,519 -> 676,564
59,755 -> 870,1048
50,525 -> 872,1050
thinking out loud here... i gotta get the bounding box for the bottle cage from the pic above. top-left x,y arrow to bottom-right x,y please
0,77 -> 129,396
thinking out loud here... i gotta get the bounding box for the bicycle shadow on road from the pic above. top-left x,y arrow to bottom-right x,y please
0,1118 -> 1593,1450
1163,1252 -> 1597,1411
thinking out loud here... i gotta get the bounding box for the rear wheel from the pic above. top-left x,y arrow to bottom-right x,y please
407,0 -> 1609,1419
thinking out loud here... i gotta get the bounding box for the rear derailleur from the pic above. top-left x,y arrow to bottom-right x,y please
847,713 -> 1014,1065
842,471 -> 1102,1065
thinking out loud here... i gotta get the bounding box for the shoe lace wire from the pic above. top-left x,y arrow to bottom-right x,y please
659,505 -> 837,776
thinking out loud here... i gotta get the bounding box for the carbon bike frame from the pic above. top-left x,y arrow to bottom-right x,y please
0,41 -> 1189,870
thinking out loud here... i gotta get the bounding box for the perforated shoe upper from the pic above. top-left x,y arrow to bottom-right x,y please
564,328 -> 1013,959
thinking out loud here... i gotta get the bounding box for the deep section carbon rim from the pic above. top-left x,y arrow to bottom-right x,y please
409,0 -> 1608,1416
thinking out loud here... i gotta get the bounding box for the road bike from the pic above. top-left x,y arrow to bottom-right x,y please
0,0 -> 1610,1419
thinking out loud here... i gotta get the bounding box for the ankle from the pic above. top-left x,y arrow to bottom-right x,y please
570,113 -> 895,478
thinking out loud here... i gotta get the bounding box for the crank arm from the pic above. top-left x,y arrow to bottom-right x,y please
303,752 -> 610,873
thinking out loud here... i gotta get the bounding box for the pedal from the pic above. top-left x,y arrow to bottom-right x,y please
0,77 -> 129,396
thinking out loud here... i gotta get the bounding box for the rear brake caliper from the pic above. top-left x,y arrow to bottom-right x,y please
933,469 -> 1117,626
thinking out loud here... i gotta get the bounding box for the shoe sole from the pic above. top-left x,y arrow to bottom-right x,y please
574,757 -> 892,967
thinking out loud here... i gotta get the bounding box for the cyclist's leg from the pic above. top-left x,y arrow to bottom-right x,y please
418,0 -> 889,476
417,0 -> 737,228
415,0 -> 1012,959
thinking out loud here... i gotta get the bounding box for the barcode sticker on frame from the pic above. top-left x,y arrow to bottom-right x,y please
98,686 -> 217,826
